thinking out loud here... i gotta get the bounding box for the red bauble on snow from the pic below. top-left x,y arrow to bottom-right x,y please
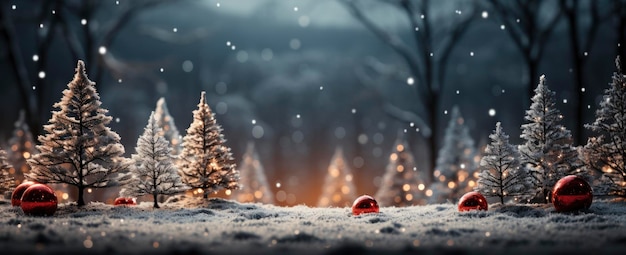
352,195 -> 379,216
458,191 -> 488,212
552,175 -> 592,212
11,181 -> 36,207
114,197 -> 137,206
20,184 -> 58,216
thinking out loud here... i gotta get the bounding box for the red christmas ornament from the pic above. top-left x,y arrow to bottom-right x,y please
20,184 -> 58,216
114,197 -> 137,206
552,175 -> 592,212
458,191 -> 488,212
11,181 -> 36,207
352,195 -> 379,216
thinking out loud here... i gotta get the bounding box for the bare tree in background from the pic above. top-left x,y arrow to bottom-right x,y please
560,0 -> 612,145
340,0 -> 478,179
486,0 -> 562,107
611,1 -> 626,70
0,0 -> 183,139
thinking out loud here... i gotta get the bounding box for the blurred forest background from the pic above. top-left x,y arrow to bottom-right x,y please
0,0 -> 624,206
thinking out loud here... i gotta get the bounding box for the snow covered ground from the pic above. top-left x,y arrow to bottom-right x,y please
1,196 -> 626,255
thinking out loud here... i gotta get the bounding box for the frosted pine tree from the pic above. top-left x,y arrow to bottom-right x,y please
476,122 -> 533,204
431,106 -> 479,203
27,61 -> 130,206
582,57 -> 626,196
6,110 -> 37,184
154,98 -> 183,156
179,91 -> 239,199
233,142 -> 273,204
317,147 -> 357,207
519,75 -> 583,203
376,134 -> 428,206
0,149 -> 15,198
121,112 -> 188,208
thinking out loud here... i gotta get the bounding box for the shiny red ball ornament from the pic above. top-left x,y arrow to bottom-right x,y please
20,184 -> 58,216
114,197 -> 137,206
11,181 -> 36,207
352,195 -> 379,216
552,175 -> 593,212
458,191 -> 488,212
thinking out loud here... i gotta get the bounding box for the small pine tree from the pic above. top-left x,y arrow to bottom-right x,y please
154,98 -> 183,156
582,57 -> 626,196
233,142 -> 273,204
431,106 -> 479,203
0,149 -> 15,197
476,122 -> 533,204
6,110 -> 37,185
179,91 -> 239,199
121,112 -> 188,208
26,60 -> 130,206
519,75 -> 583,203
376,134 -> 428,206
317,147 -> 357,207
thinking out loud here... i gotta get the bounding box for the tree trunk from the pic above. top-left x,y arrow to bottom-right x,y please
77,186 -> 85,206
564,3 -> 586,146
203,190 -> 208,199
527,58 -> 539,108
426,100 -> 438,184
153,193 -> 160,208
500,195 -> 504,205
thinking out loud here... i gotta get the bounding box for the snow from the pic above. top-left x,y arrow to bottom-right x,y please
1,197 -> 626,254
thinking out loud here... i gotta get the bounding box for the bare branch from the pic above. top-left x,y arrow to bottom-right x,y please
339,0 -> 423,84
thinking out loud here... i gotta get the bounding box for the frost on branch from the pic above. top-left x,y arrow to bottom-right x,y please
26,60 -> 130,206
476,122 -> 533,204
233,142 -> 273,204
178,91 -> 239,199
430,106 -> 479,204
519,75 -> 583,203
154,98 -> 183,156
6,110 -> 37,185
317,147 -> 357,207
582,57 -> 626,196
121,112 -> 188,208
0,149 -> 15,197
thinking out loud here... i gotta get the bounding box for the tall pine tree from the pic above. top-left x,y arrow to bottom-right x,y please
317,147 -> 357,207
431,106 -> 479,203
233,142 -> 273,204
376,134 -> 428,206
519,75 -> 582,203
154,98 -> 183,156
121,112 -> 188,208
582,57 -> 626,196
179,91 -> 239,199
27,60 -> 129,206
0,149 -> 14,198
476,122 -> 533,204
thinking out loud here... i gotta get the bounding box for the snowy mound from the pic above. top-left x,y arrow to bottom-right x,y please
1,197 -> 626,255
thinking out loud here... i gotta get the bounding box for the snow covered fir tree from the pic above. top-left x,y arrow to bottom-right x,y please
26,61 -> 130,206
317,147 -> 357,207
121,112 -> 188,208
476,122 -> 533,204
582,57 -> 626,196
0,149 -> 14,198
6,110 -> 36,185
233,142 -> 273,204
519,75 -> 583,203
154,98 -> 183,156
430,106 -> 479,203
375,134 -> 428,207
178,91 -> 239,199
